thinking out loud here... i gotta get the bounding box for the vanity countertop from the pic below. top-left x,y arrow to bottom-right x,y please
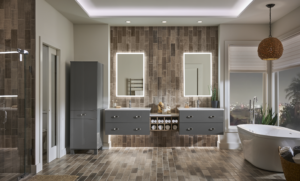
105,108 -> 151,111
177,107 -> 224,111
150,113 -> 179,117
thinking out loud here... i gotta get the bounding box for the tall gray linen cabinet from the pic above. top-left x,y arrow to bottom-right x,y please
70,61 -> 103,154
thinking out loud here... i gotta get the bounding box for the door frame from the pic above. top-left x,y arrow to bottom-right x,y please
38,36 -> 61,168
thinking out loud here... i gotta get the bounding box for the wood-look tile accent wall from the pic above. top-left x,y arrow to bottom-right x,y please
0,0 -> 35,172
110,27 -> 218,147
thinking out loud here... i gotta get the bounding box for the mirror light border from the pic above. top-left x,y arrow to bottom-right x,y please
116,52 -> 145,97
183,52 -> 212,97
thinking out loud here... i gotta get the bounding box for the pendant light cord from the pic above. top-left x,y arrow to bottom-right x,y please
269,6 -> 272,37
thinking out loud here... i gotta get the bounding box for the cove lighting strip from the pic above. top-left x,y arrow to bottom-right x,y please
75,0 -> 253,18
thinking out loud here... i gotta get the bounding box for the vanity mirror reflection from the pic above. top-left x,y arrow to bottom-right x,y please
116,53 -> 144,97
184,53 -> 212,97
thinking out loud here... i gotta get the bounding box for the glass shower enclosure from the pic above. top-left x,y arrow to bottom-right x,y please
0,49 -> 32,180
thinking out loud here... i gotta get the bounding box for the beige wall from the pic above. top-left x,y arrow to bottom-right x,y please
36,0 -> 74,172
273,6 -> 300,37
218,24 -> 269,149
74,25 -> 110,148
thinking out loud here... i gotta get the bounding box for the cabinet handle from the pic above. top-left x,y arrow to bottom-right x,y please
187,128 -> 193,131
209,128 -> 215,131
187,116 -> 193,118
135,128 -> 141,131
135,116 -> 141,118
208,116 -> 214,119
83,113 -> 87,116
80,114 -> 83,116
112,116 -> 119,119
113,128 -> 119,131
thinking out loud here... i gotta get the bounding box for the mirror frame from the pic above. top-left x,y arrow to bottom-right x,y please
116,52 -> 145,97
183,52 -> 212,97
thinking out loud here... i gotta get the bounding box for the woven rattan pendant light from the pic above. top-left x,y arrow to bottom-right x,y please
258,4 -> 283,61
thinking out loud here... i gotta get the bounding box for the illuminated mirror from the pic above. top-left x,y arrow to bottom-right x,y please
184,53 -> 212,97
116,53 -> 144,97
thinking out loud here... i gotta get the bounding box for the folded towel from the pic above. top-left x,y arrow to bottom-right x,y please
293,154 -> 300,164
280,146 -> 295,163
293,146 -> 300,156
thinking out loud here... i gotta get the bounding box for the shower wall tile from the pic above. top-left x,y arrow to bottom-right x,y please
110,26 -> 219,147
0,0 -> 35,172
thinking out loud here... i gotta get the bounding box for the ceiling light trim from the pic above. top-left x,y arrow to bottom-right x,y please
75,0 -> 253,18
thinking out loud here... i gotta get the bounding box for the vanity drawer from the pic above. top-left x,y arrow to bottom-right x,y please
105,110 -> 149,122
179,123 -> 223,135
179,110 -> 223,123
71,110 -> 97,119
106,123 -> 150,135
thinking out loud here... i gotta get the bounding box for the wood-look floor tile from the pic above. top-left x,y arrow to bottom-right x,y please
21,148 -> 286,181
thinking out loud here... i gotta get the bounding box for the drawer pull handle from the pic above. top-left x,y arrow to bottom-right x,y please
80,114 -> 83,116
187,116 -> 193,118
112,116 -> 119,119
113,128 -> 119,131
209,128 -> 215,131
208,116 -> 214,119
135,128 -> 141,131
135,116 -> 142,118
187,128 -> 193,131
83,113 -> 86,116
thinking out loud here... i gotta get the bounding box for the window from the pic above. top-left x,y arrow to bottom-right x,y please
278,66 -> 300,131
230,73 -> 264,126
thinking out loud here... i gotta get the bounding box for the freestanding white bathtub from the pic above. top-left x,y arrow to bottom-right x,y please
237,124 -> 300,172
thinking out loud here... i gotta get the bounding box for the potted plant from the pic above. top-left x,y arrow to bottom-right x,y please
260,107 -> 278,125
211,86 -> 219,108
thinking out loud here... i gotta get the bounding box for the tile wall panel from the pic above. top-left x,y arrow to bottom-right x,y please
110,27 -> 219,147
0,0 -> 35,173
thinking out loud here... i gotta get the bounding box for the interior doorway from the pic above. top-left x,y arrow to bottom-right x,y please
42,45 -> 58,164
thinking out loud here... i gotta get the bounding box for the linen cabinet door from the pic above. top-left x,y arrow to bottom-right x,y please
83,62 -> 98,111
70,119 -> 85,149
71,119 -> 96,149
70,62 -> 85,111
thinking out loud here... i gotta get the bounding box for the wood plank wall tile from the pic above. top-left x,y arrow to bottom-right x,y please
0,0 -> 35,173
110,26 -> 219,147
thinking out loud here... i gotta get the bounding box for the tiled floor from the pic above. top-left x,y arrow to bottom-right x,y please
0,173 -> 22,181
23,148 -> 285,181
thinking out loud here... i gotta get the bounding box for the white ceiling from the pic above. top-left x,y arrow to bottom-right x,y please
45,0 -> 300,26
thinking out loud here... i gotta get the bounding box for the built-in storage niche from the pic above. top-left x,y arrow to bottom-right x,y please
150,114 -> 179,131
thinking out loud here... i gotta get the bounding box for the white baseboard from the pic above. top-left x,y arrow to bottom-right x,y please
218,141 -> 241,150
60,148 -> 67,158
33,163 -> 43,174
102,142 -> 110,150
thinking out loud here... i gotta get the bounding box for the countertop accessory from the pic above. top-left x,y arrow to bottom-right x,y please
158,102 -> 164,114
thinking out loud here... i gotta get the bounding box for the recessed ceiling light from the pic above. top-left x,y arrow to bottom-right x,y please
198,21 -> 202,23
162,21 -> 167,23
126,21 -> 131,23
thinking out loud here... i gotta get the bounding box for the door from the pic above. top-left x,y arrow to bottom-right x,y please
42,45 -> 58,163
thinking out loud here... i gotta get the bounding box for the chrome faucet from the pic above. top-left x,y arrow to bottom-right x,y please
197,100 -> 200,108
129,100 -> 131,108
252,96 -> 257,124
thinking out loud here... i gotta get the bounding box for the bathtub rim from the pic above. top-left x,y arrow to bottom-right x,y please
237,124 -> 300,140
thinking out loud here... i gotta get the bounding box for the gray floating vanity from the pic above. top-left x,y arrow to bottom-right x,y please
105,107 -> 224,135
178,108 -> 224,135
105,108 -> 151,135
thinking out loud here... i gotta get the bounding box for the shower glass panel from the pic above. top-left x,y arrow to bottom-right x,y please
0,50 -> 31,180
